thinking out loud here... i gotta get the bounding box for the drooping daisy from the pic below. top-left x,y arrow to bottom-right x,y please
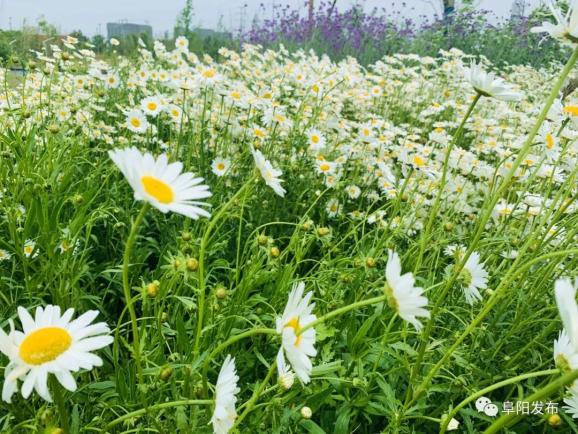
275,282 -> 317,383
0,305 -> 113,403
108,147 -> 212,219
211,158 -> 231,177
23,240 -> 38,258
458,252 -> 489,305
463,62 -> 522,102
251,148 -> 286,197
326,198 -> 341,218
384,250 -> 430,331
0,249 -> 11,261
554,330 -> 578,371
210,355 -> 239,434
125,109 -> 148,133
531,0 -> 578,46
555,278 -> 578,350
564,383 -> 578,418
345,185 -> 361,200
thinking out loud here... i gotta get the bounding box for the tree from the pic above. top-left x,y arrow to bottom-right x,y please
176,0 -> 195,36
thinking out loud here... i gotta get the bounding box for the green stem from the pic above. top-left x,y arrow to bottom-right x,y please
439,369 -> 559,433
193,179 -> 253,358
409,248 -> 578,409
406,44 -> 578,409
232,361 -> 277,432
51,377 -> 70,434
103,399 -> 212,431
202,328 -> 278,397
415,92 -> 481,272
483,369 -> 578,434
300,295 -> 387,333
122,202 -> 149,386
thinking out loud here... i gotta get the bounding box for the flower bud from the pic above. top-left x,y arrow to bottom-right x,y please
548,414 -> 561,427
186,258 -> 199,271
159,366 -> 173,381
270,246 -> 280,257
215,286 -> 227,300
300,406 -> 312,419
278,372 -> 294,390
146,280 -> 160,298
258,234 -> 269,246
317,227 -> 330,236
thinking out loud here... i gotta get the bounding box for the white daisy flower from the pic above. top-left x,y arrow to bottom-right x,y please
23,240 -> 38,259
555,278 -> 578,350
0,305 -> 113,403
459,252 -> 489,305
554,329 -> 578,370
251,148 -> 286,197
345,185 -> 361,200
175,36 -> 189,52
141,96 -> 163,116
211,158 -> 231,177
108,147 -> 212,219
447,418 -> 460,431
275,282 -> 317,384
315,160 -> 338,176
385,250 -> 430,331
463,62 -> 522,102
210,355 -> 239,434
125,109 -> 148,133
564,383 -> 578,418
531,0 -> 578,46
326,198 -> 341,218
0,249 -> 11,261
306,129 -> 326,152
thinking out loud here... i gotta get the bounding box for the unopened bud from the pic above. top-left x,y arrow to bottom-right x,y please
186,258 -> 199,271
300,406 -> 312,419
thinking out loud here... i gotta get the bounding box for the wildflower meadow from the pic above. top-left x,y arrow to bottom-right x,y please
1,2 -> 578,433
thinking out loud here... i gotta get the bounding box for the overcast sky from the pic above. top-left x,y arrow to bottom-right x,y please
0,0 -> 544,37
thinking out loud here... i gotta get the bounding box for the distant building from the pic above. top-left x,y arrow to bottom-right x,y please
194,28 -> 232,40
107,22 -> 153,39
173,27 -> 232,40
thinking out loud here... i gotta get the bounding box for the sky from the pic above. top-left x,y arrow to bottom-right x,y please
0,0 -> 544,37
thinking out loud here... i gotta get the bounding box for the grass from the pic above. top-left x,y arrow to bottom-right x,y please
0,37 -> 577,434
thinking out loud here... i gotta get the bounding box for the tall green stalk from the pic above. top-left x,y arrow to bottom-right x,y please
405,45 -> 578,410
122,202 -> 149,385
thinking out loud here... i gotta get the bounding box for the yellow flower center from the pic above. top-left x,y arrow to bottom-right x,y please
130,117 -> 141,128
546,133 -> 555,149
147,102 -> 158,111
413,155 -> 426,167
319,163 -> 330,172
564,105 -> 578,116
311,135 -> 320,144
202,69 -> 216,79
216,163 -> 226,171
19,327 -> 72,365
285,317 -> 302,347
24,246 -> 33,254
141,176 -> 174,204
